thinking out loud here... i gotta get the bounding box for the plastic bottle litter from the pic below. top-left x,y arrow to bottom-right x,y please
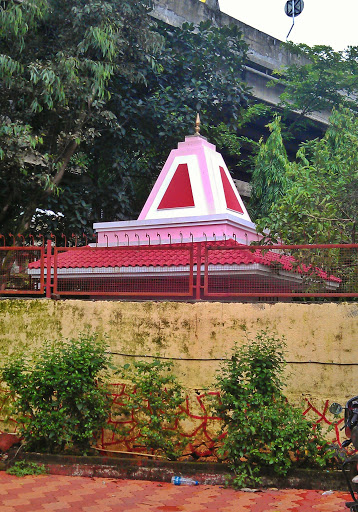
322,490 -> 334,496
171,476 -> 199,486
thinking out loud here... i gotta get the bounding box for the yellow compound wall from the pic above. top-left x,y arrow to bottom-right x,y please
1,299 -> 357,407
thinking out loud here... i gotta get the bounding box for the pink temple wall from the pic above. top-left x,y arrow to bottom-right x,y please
96,224 -> 260,246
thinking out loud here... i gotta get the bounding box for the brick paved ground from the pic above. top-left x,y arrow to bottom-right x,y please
0,472 -> 354,511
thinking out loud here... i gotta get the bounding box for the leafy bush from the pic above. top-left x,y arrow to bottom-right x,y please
117,359 -> 185,460
2,333 -> 111,454
0,380 -> 14,432
7,460 -> 47,477
213,331 -> 333,487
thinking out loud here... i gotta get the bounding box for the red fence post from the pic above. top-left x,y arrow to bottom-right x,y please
196,242 -> 201,300
46,239 -> 52,298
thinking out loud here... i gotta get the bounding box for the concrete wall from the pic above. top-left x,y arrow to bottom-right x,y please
1,299 -> 357,406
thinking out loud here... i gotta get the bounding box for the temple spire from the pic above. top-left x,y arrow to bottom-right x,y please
194,113 -> 201,136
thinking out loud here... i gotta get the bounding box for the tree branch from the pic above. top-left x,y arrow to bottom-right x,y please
302,212 -> 352,222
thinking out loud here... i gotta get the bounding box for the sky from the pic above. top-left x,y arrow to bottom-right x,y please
218,0 -> 358,51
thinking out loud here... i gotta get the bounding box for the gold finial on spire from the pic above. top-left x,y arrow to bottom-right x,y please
194,113 -> 201,136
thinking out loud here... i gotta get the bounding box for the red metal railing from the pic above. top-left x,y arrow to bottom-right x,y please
203,244 -> 358,298
52,245 -> 194,297
0,246 -> 45,295
0,239 -> 357,300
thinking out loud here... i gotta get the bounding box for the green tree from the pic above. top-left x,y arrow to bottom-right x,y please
254,108 -> 358,245
250,116 -> 289,220
0,0 -> 162,236
1,11 -> 261,239
75,20 -> 254,227
271,43 -> 358,135
213,332 -> 332,487
2,333 -> 112,454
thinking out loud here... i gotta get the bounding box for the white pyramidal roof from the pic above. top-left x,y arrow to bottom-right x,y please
94,122 -> 259,246
138,134 -> 252,223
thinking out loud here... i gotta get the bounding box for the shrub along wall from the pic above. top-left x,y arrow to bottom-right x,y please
0,299 -> 357,407
1,298 -> 358,455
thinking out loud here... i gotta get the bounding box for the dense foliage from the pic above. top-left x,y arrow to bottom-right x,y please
0,0 -> 162,237
3,2 -> 358,245
117,358 -> 185,460
250,117 -> 289,221
213,331 -> 332,487
250,43 -> 358,245
271,43 -> 358,135
0,0 -> 254,239
2,333 -> 111,454
252,108 -> 358,245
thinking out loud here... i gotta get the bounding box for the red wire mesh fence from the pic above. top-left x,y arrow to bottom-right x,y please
0,246 -> 44,295
51,245 -> 194,297
203,244 -> 358,299
0,240 -> 357,300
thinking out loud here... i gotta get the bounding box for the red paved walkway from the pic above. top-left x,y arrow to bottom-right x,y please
0,473 -> 353,511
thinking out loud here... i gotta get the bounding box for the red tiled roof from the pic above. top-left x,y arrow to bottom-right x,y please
28,240 -> 341,283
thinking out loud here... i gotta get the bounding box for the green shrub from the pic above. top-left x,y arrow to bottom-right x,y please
0,380 -> 14,432
7,460 -> 47,477
2,333 -> 111,454
117,358 -> 185,460
213,331 -> 333,487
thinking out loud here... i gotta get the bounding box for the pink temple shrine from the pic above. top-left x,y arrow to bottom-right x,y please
94,126 -> 257,247
28,119 -> 340,299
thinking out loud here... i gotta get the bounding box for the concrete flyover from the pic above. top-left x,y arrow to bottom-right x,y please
152,0 -> 329,129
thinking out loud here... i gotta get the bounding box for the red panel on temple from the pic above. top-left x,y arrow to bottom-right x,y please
220,166 -> 244,214
158,164 -> 195,209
